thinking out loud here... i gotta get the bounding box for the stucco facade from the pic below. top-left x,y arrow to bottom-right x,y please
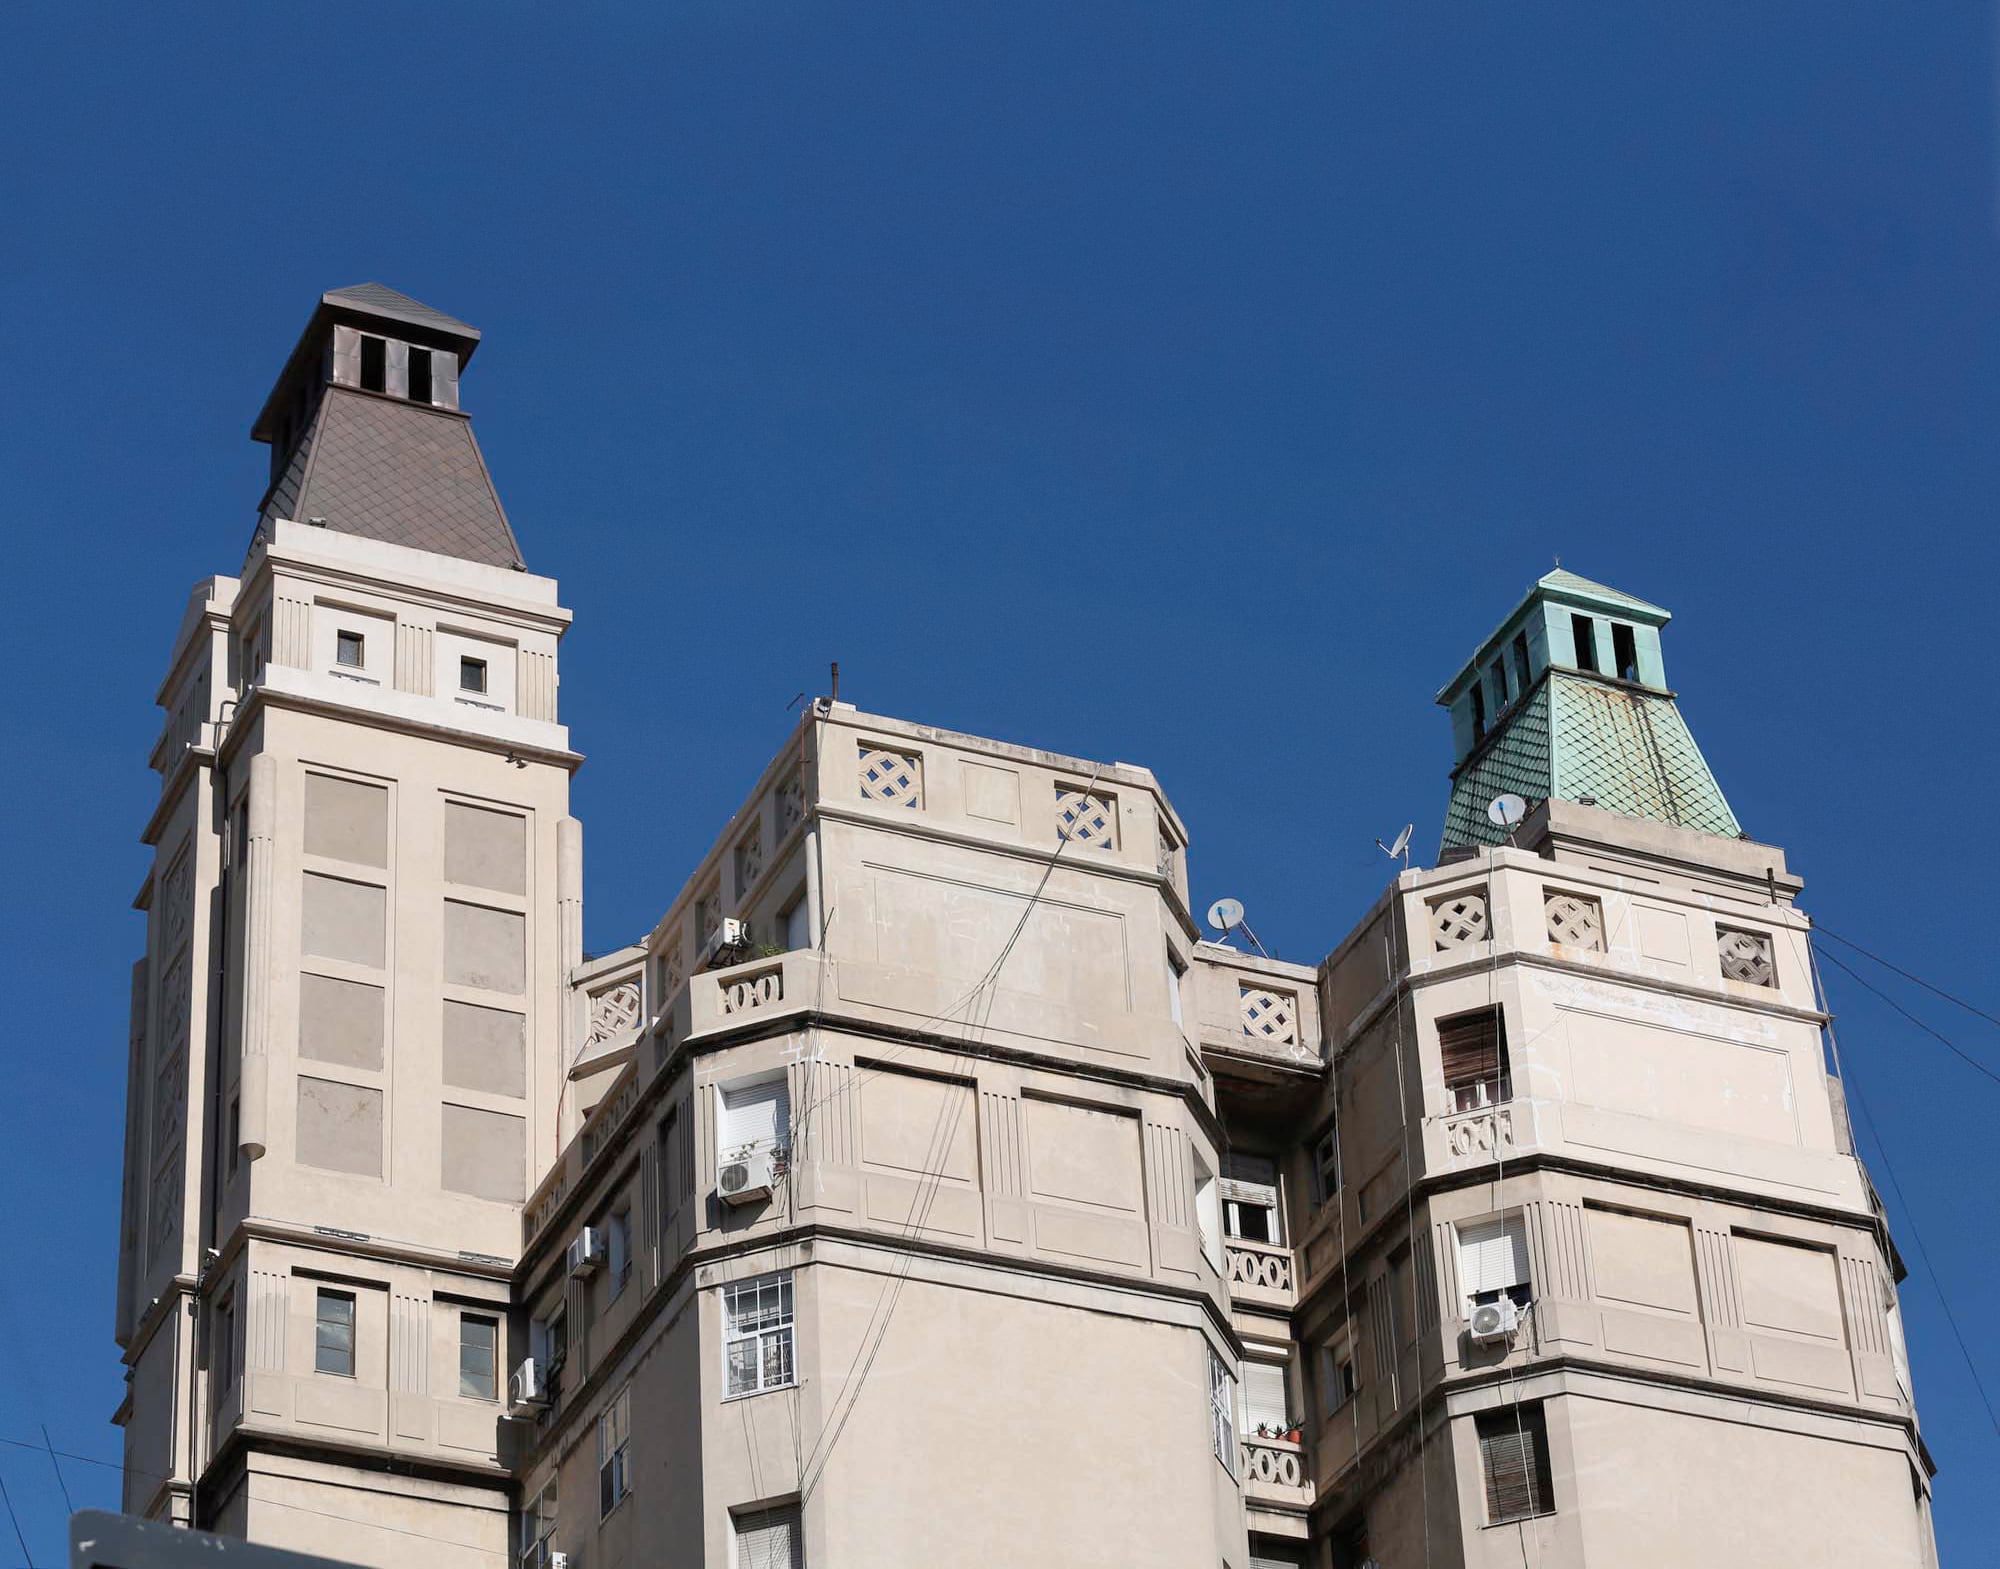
115,287 -> 1938,1568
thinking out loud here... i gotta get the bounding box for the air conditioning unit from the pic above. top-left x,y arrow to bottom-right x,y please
548,1553 -> 571,1569
717,1147 -> 777,1206
567,1226 -> 607,1278
510,1357 -> 548,1410
699,917 -> 753,972
1468,1297 -> 1521,1344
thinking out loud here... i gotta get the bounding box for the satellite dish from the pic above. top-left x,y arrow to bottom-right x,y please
1205,897 -> 1245,934
1487,793 -> 1529,829
1376,824 -> 1413,862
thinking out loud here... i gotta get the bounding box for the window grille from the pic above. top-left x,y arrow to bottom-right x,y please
1717,926 -> 1776,987
724,1272 -> 795,1397
1431,891 -> 1489,950
857,745 -> 922,808
1477,1403 -> 1554,1523
597,1385 -> 632,1517
1207,1346 -> 1235,1473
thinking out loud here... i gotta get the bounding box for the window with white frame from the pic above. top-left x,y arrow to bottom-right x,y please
723,1272 -> 795,1397
1222,1153 -> 1280,1245
459,1312 -> 499,1401
717,1075 -> 790,1166
517,1479 -> 556,1569
733,1503 -> 803,1569
1192,1152 -> 1223,1273
1207,1346 -> 1235,1472
597,1384 -> 632,1517
1457,1214 -> 1532,1313
607,1207 -> 633,1300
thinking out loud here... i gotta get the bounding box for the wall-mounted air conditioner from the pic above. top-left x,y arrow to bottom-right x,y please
717,1147 -> 777,1207
567,1226 -> 607,1278
510,1357 -> 548,1410
1468,1297 -> 1521,1345
699,917 -> 753,972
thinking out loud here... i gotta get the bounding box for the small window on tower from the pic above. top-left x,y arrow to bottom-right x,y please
460,656 -> 488,694
1512,631 -> 1532,690
1469,680 -> 1487,743
1612,622 -> 1639,683
359,335 -> 386,393
1571,614 -> 1599,672
336,630 -> 365,668
408,347 -> 434,405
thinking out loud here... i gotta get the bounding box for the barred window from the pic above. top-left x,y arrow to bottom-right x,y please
724,1272 -> 795,1397
1207,1346 -> 1235,1473
1477,1402 -> 1555,1523
597,1384 -> 632,1517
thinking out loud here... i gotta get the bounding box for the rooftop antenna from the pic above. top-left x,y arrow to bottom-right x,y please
1375,824 -> 1413,869
1487,792 -> 1528,847
1205,896 -> 1271,959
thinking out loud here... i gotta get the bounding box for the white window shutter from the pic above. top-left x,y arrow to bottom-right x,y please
1458,1216 -> 1530,1301
1242,1360 -> 1288,1432
719,1078 -> 790,1155
734,1504 -> 802,1569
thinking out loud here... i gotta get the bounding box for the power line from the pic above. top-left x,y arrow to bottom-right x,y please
1814,947 -> 2000,1091
0,1477 -> 33,1569
1814,924 -> 2000,1033
36,1431 -> 70,1518
1807,942 -> 2000,1445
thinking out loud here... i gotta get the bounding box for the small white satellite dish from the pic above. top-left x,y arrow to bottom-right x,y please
1376,824 -> 1413,862
1487,793 -> 1529,829
1206,897 -> 1245,934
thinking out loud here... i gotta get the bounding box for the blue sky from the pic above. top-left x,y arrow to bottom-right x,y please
4,3 -> 1998,1562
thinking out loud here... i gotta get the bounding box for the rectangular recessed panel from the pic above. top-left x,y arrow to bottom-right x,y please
1588,1207 -> 1699,1316
301,873 -> 386,968
1735,1234 -> 1844,1343
859,1069 -> 976,1181
295,1076 -> 382,1178
1023,1097 -> 1141,1212
299,974 -> 385,1070
961,761 -> 1020,824
442,1103 -> 525,1202
443,900 -> 525,994
444,802 -> 526,895
1563,1010 -> 1796,1144
441,1000 -> 526,1098
304,774 -> 389,868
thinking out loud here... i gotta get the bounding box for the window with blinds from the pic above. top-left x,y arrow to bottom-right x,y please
1439,1008 -> 1510,1112
733,1503 -> 803,1569
1476,1403 -> 1554,1523
1457,1214 -> 1532,1312
718,1075 -> 790,1161
1241,1359 -> 1289,1437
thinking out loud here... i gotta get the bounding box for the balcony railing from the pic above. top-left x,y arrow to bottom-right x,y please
1238,1436 -> 1314,1510
1224,1239 -> 1296,1309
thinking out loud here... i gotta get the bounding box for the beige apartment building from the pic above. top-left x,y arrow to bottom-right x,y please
116,285 -> 1940,1568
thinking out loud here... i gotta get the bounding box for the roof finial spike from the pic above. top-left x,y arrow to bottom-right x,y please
1554,553 -> 1562,568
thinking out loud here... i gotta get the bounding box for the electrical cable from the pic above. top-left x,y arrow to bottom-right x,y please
0,1476 -> 33,1569
1811,924 -> 2000,1033
1812,949 -> 2000,1091
1806,939 -> 2000,1444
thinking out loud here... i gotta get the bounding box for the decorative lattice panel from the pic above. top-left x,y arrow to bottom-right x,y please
735,829 -> 765,894
586,983 -> 642,1046
693,892 -> 718,947
660,935 -> 685,1002
1239,986 -> 1298,1046
1431,891 -> 1489,951
1544,890 -> 1605,951
1055,787 -> 1117,849
858,745 -> 923,809
777,772 -> 806,836
1717,926 -> 1775,987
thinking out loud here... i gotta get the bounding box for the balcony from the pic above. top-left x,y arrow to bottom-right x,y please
1238,1435 -> 1314,1513
1191,946 -> 1324,1086
1224,1239 -> 1296,1311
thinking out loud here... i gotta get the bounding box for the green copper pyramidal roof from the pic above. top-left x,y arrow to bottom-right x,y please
1438,568 -> 1740,850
